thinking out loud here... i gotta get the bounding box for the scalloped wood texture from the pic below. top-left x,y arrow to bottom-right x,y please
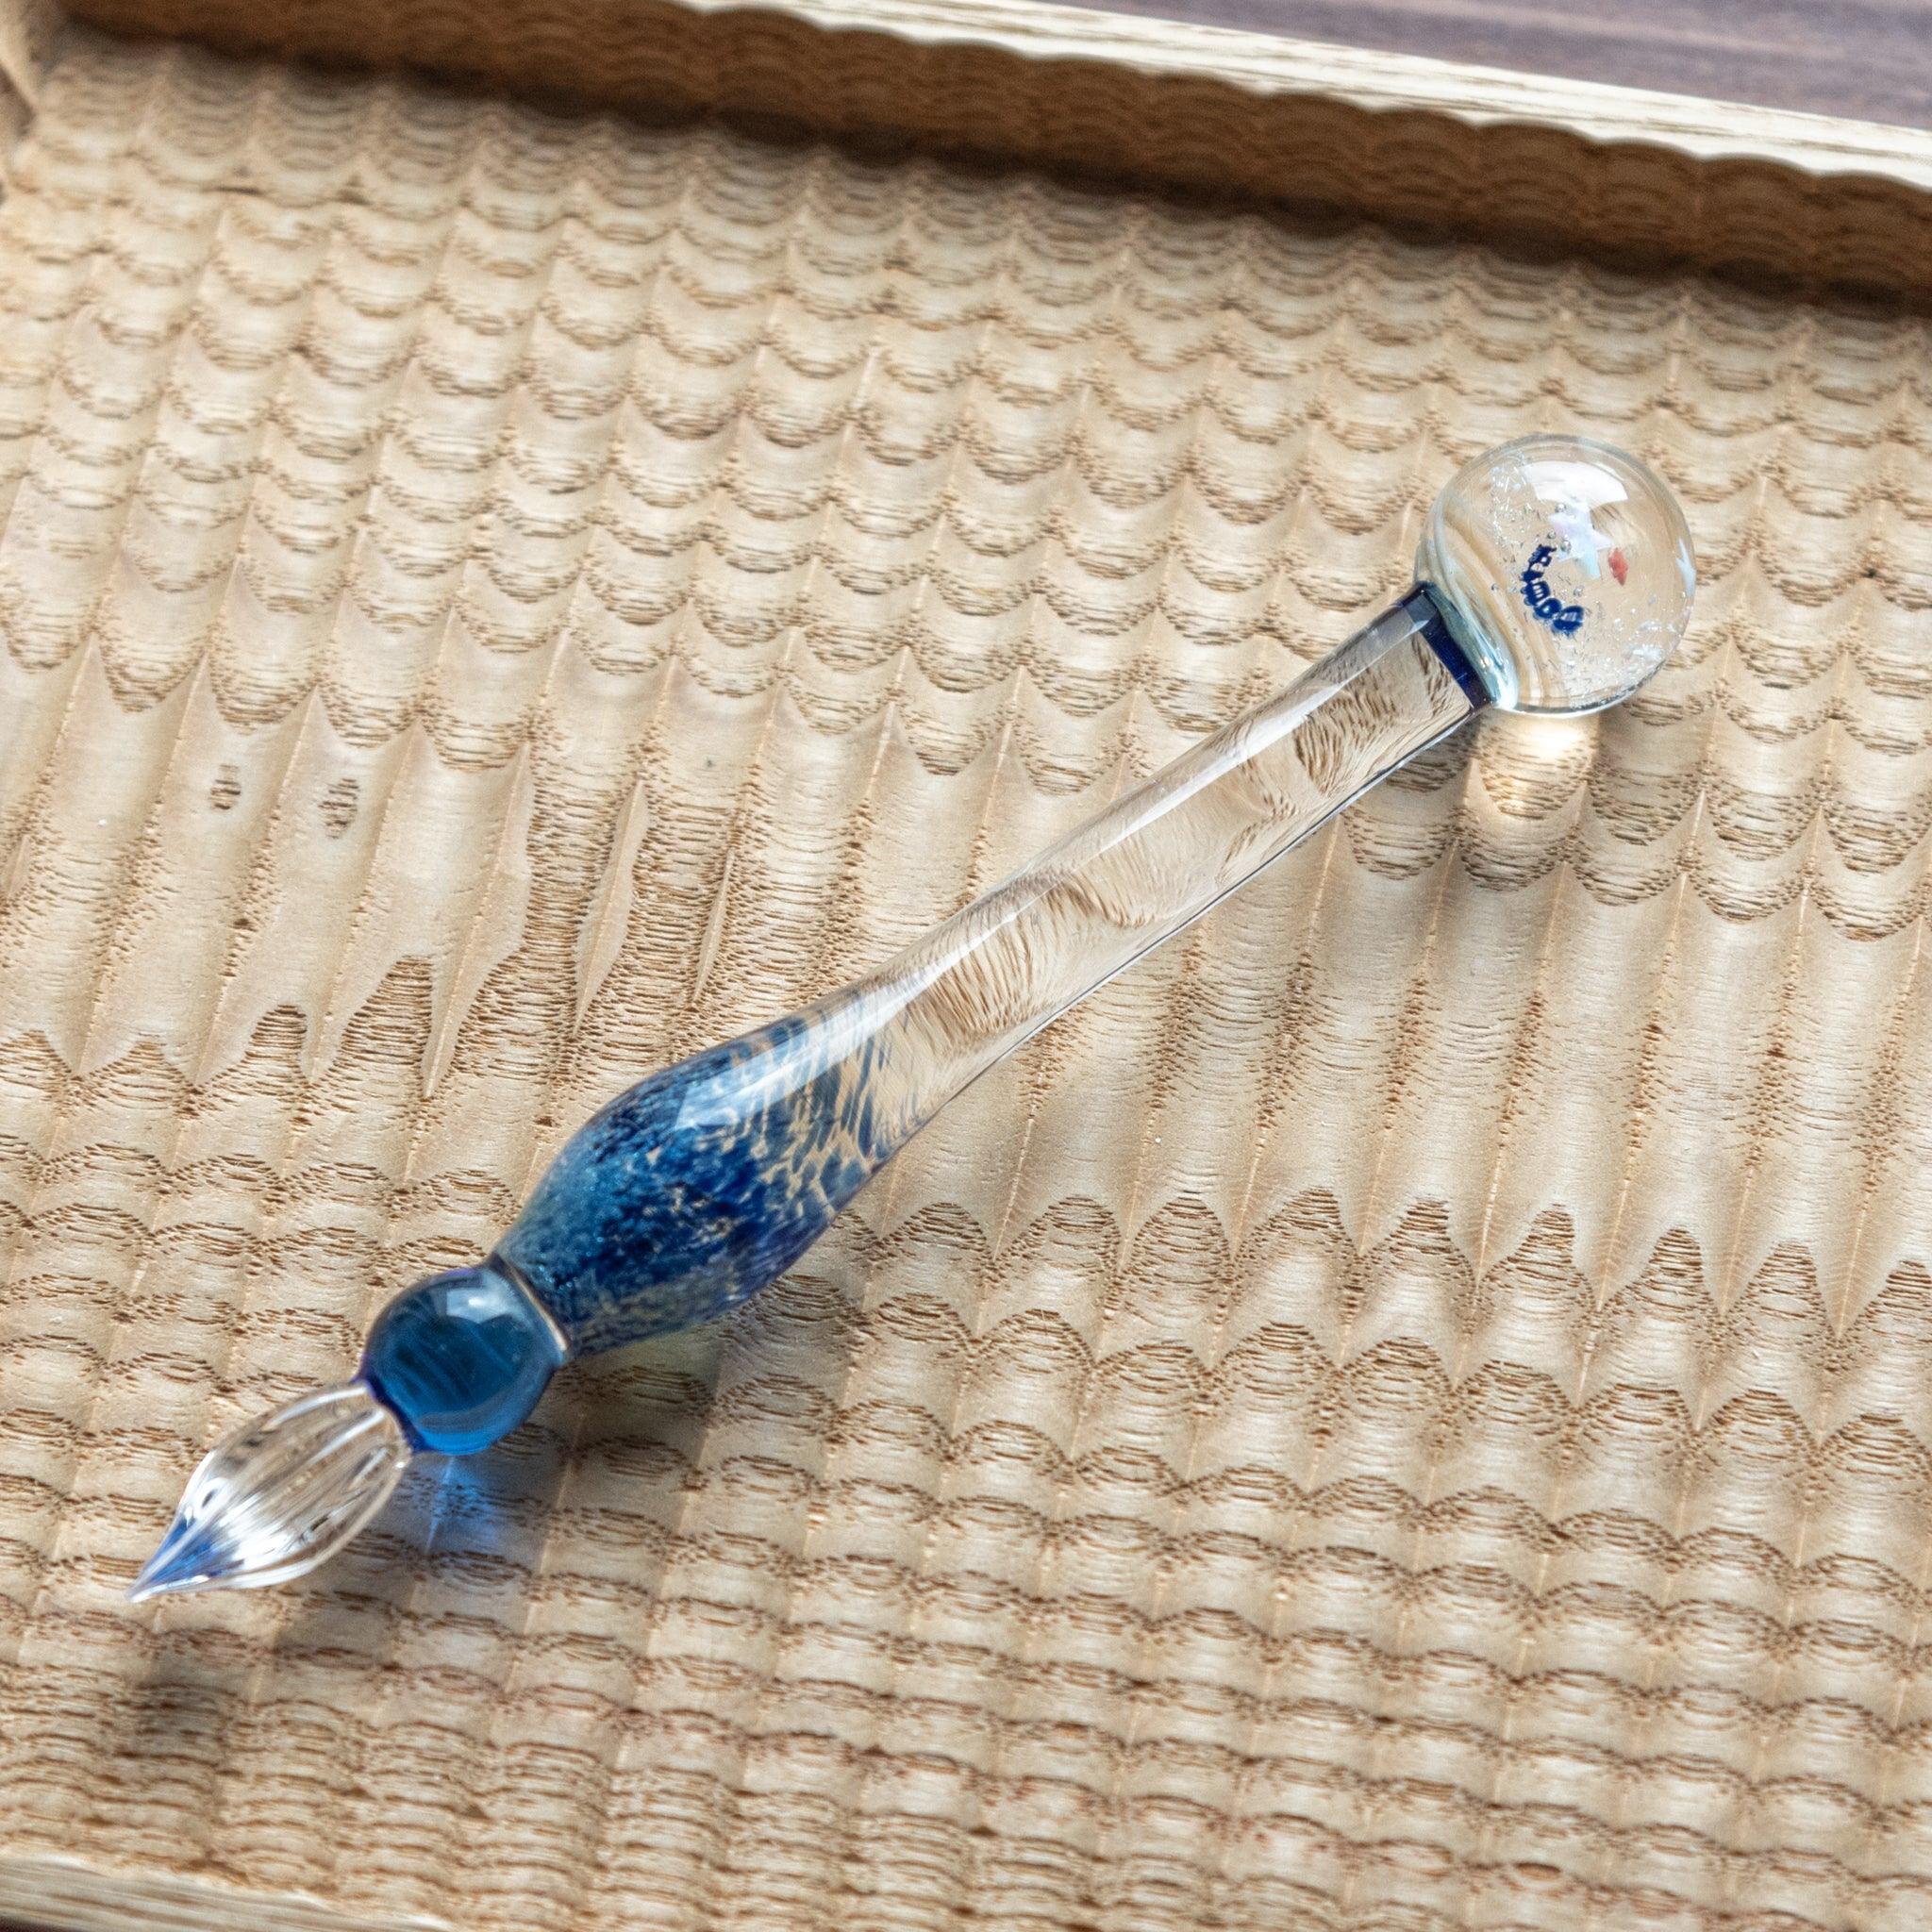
48,0 -> 1932,297
6,13 -> 1932,1932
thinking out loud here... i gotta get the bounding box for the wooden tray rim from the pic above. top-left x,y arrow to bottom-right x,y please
704,0 -> 1932,194
0,1850 -> 445,1932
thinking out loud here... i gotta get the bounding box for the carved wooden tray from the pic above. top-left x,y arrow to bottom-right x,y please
4,2 -> 1932,1927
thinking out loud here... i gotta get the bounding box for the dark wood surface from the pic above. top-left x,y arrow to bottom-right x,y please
1080,0 -> 1931,131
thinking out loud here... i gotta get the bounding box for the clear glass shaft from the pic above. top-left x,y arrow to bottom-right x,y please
496,588 -> 1481,1356
822,591 -> 1476,1131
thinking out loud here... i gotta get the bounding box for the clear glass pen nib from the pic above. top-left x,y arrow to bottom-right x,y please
128,1382 -> 412,1602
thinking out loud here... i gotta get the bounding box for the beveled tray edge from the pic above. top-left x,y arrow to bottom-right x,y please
53,0 -> 1932,304
0,1852 -> 444,1932
732,0 -> 1932,192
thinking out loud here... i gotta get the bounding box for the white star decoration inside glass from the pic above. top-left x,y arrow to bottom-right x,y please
1548,497 -> 1617,578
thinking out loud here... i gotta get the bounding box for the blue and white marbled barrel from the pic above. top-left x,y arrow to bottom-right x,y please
497,1008 -> 902,1353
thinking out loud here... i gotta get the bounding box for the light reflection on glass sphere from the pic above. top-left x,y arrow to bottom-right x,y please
1419,435 -> 1695,717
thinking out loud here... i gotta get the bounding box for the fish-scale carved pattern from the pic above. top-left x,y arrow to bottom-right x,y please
6,25 -> 1932,1932
54,0 -> 1932,307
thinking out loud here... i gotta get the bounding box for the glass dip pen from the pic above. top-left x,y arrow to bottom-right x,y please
130,433 -> 1696,1602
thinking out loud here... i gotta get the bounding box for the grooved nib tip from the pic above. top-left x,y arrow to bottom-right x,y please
125,1381 -> 413,1604
127,1511 -> 231,1601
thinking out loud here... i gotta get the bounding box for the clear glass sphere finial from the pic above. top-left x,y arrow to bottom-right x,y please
1417,434 -> 1696,716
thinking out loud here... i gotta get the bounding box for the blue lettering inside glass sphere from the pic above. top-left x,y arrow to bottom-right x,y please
1518,543 -> 1585,636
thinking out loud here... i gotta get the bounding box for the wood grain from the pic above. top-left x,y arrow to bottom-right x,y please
53,0 -> 1932,202
0,1857 -> 433,1932
4,4 -> 1932,1932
